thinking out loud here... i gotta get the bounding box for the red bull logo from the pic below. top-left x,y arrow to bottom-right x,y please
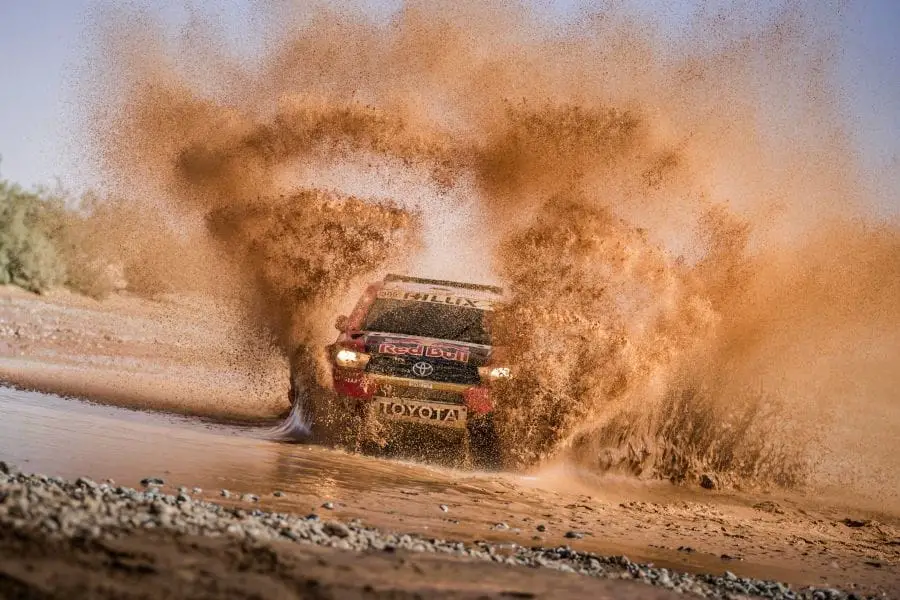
378,341 -> 471,363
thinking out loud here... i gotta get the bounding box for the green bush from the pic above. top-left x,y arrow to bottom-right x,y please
0,180 -> 125,298
0,181 -> 68,293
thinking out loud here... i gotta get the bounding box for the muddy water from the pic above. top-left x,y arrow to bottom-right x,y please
1,386 -> 897,593
0,386 -> 485,507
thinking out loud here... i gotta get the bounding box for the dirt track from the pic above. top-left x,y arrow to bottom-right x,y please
0,286 -> 898,598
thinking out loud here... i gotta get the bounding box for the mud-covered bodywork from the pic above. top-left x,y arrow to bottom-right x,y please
327,275 -> 506,431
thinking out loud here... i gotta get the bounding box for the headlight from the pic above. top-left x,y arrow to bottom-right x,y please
479,366 -> 511,381
335,349 -> 370,368
489,367 -> 511,379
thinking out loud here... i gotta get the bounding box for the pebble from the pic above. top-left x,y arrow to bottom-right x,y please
140,477 -> 164,487
0,467 -> 873,600
536,524 -> 546,532
273,491 -> 284,498
323,521 -> 351,538
439,504 -> 449,512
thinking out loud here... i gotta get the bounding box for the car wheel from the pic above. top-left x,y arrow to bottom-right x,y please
289,345 -> 322,435
466,414 -> 501,470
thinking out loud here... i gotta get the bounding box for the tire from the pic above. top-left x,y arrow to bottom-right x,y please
288,346 -> 322,436
467,414 -> 501,470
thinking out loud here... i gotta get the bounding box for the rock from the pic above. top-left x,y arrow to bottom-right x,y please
842,518 -> 871,528
140,477 -> 164,487
564,531 -> 584,539
273,491 -> 284,497
752,500 -> 784,514
192,487 -> 202,494
220,489 -> 231,498
536,524 -> 546,532
0,461 -> 14,475
241,494 -> 259,503
699,474 -> 716,490
322,501 -> 334,510
323,521 -> 351,538
494,522 -> 509,531
864,560 -> 882,568
439,504 -> 449,512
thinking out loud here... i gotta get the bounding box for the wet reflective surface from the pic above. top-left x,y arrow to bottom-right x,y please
0,386 -> 485,507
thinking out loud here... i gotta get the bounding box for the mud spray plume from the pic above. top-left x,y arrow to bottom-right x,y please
89,1 -> 899,500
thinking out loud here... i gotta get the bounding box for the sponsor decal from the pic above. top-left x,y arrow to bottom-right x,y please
378,341 -> 424,356
411,361 -> 434,377
378,341 -> 471,364
377,288 -> 496,311
425,344 -> 470,362
376,398 -> 467,427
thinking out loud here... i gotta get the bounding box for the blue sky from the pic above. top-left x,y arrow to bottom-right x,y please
0,0 -> 897,214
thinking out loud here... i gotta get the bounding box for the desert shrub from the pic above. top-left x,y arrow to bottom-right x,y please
0,181 -> 67,293
0,181 -> 126,298
53,192 -> 122,299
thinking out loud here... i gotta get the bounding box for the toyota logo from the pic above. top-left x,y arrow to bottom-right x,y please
411,361 -> 434,377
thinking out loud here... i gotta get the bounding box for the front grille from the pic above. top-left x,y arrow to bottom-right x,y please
365,355 -> 480,385
373,382 -> 464,405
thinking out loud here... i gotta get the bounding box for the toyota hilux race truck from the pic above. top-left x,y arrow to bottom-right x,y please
318,274 -> 507,465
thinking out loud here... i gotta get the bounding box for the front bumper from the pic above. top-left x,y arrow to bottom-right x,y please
332,367 -> 493,420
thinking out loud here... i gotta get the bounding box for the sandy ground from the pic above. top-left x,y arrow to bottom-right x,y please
0,285 -> 898,597
0,518 -> 685,600
0,285 -> 288,421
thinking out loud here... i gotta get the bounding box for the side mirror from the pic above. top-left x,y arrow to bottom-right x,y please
334,315 -> 349,332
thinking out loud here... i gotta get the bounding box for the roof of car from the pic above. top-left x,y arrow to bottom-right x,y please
382,274 -> 504,299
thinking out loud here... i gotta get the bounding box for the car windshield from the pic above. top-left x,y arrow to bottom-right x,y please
362,299 -> 493,345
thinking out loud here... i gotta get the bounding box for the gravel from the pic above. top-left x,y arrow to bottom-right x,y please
0,465 -> 877,600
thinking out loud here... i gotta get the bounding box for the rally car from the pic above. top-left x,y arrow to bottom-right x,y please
319,274 -> 507,464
